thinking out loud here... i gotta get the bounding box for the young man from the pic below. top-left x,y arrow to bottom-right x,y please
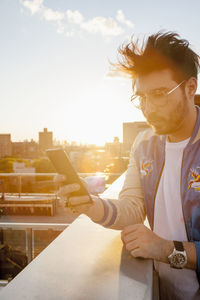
57,32 -> 200,299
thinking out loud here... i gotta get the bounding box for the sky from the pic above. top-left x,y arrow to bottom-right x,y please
1,0 -> 200,145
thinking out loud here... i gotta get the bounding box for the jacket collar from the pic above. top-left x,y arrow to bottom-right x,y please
187,105 -> 200,146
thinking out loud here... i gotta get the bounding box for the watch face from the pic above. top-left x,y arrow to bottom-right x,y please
171,253 -> 186,267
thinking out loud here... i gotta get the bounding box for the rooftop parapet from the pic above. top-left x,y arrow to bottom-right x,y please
0,172 -> 158,299
0,216 -> 157,300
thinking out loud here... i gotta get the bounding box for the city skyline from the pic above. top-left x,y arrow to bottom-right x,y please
1,0 -> 200,145
0,127 -> 121,146
0,127 -> 121,145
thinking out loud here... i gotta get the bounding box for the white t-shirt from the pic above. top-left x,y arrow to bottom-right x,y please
153,137 -> 200,300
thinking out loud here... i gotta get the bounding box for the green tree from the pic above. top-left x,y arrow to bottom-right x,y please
0,157 -> 29,173
31,158 -> 56,173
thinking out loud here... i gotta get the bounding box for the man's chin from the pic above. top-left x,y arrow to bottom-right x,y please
146,118 -> 178,135
149,124 -> 172,135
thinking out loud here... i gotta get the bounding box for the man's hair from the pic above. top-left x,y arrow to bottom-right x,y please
115,31 -> 200,83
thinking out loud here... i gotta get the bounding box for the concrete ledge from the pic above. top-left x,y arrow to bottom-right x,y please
0,215 -> 154,300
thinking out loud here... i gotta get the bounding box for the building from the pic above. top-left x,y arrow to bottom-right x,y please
105,137 -> 122,157
0,134 -> 12,158
39,128 -> 53,152
123,122 -> 149,153
12,140 -> 39,158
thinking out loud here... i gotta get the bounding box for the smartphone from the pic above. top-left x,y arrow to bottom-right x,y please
46,148 -> 93,207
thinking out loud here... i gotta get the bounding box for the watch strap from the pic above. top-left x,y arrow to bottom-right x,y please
174,240 -> 184,252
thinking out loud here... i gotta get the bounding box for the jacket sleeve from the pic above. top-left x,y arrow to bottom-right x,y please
194,242 -> 200,284
94,133 -> 146,230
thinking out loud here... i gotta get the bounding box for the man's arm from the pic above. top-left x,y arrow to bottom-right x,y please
121,224 -> 197,270
56,133 -> 146,230
90,134 -> 146,229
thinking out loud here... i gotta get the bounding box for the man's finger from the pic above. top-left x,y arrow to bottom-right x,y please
54,174 -> 67,184
70,203 -> 91,214
126,240 -> 139,252
122,226 -> 138,241
123,232 -> 138,244
123,224 -> 145,236
68,195 -> 91,206
130,248 -> 141,258
65,206 -> 80,216
58,184 -> 80,197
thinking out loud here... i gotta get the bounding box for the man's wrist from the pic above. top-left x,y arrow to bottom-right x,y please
183,242 -> 197,269
156,239 -> 174,263
86,195 -> 105,222
156,240 -> 197,270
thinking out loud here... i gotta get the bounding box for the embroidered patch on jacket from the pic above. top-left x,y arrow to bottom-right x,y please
140,160 -> 153,177
188,169 -> 200,191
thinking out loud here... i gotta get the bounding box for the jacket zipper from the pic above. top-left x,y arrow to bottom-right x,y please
152,161 -> 165,231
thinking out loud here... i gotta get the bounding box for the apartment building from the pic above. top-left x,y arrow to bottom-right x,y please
0,134 -> 12,158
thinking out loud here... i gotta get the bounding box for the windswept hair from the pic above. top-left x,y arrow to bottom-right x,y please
114,31 -> 200,83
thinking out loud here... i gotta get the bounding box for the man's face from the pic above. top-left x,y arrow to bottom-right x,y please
135,69 -> 188,135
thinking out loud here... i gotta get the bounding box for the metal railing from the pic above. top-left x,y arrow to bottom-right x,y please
0,172 -> 122,197
0,222 -> 68,263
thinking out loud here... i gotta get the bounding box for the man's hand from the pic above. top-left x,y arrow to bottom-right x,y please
121,224 -> 173,262
54,174 -> 93,215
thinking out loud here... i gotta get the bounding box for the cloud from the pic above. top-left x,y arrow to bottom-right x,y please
43,8 -> 64,21
66,10 -> 84,24
81,17 -> 124,37
116,10 -> 134,28
56,21 -> 65,34
21,0 -> 43,15
20,1 -> 134,38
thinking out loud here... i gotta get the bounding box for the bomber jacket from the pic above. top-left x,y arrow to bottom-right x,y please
97,106 -> 200,284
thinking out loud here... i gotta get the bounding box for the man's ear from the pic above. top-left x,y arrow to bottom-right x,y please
185,77 -> 197,100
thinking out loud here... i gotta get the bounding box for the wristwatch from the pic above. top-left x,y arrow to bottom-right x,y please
168,241 -> 187,269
